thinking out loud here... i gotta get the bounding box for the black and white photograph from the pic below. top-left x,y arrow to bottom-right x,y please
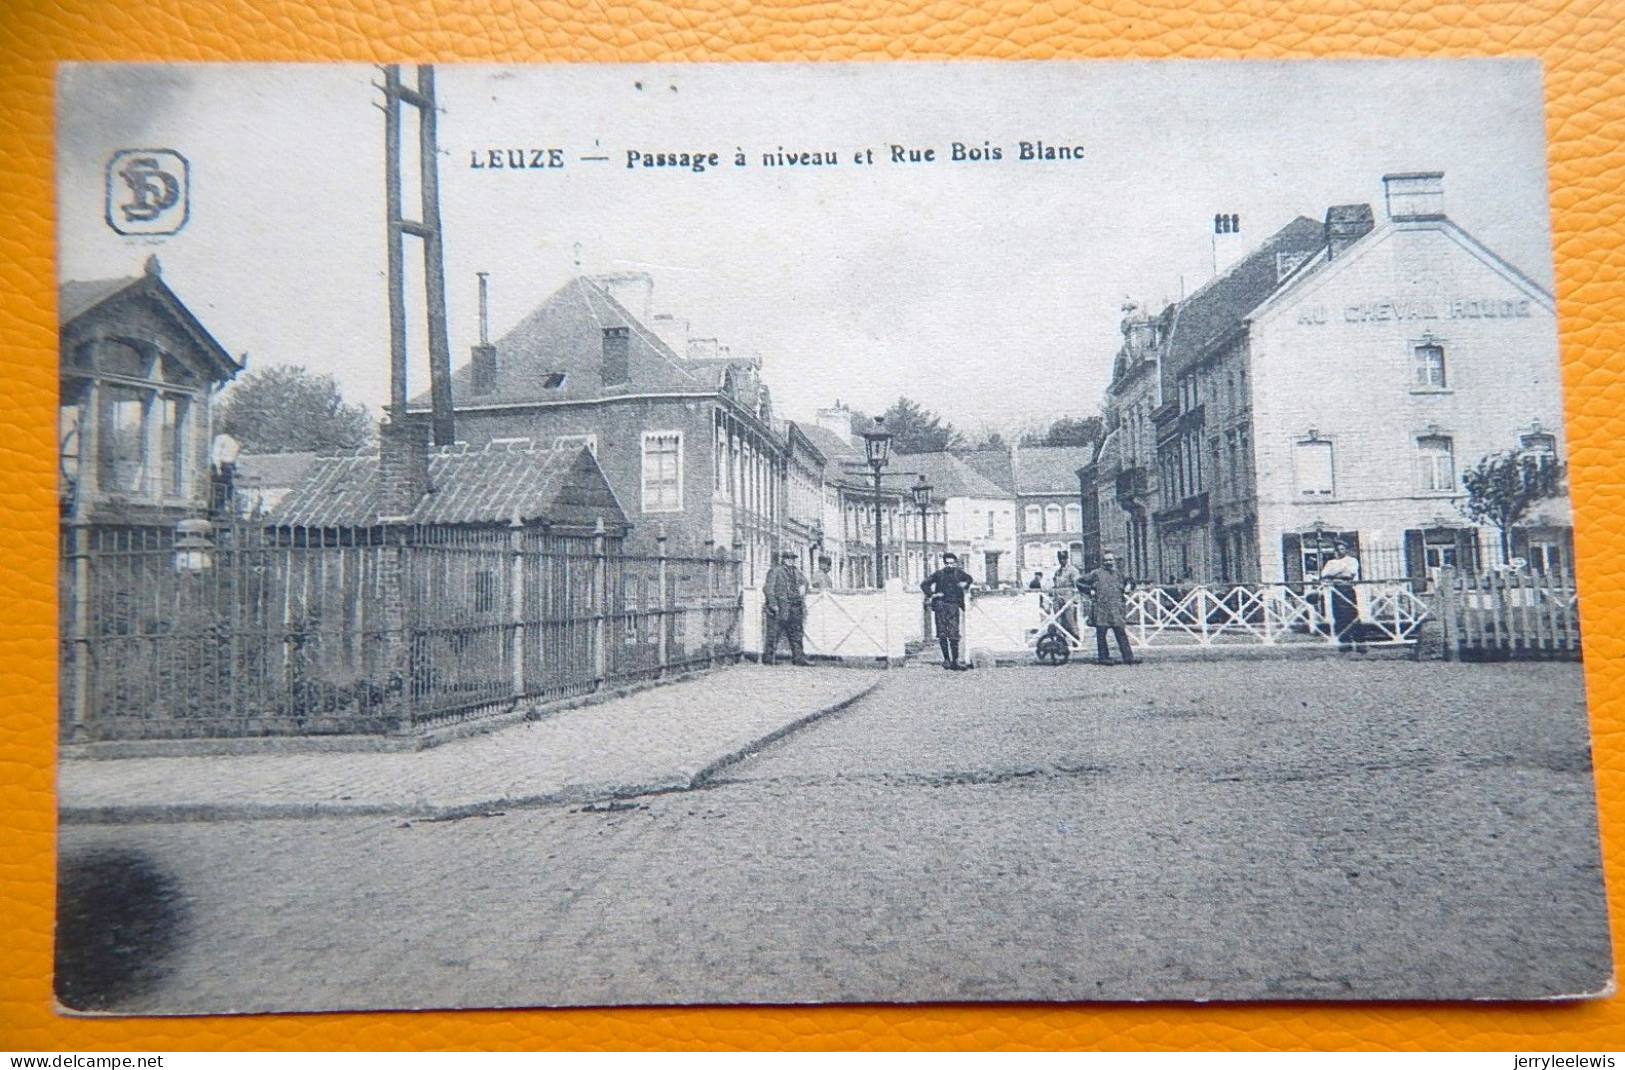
54,58 -> 1611,1013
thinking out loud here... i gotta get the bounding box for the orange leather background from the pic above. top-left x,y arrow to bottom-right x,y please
4,0 -> 1623,1052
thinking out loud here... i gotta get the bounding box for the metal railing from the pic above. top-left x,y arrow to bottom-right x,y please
59,521 -> 743,741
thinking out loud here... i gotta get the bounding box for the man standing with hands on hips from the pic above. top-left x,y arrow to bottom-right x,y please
922,552 -> 976,671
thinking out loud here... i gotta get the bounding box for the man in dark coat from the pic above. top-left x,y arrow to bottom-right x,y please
763,549 -> 810,666
921,552 -> 975,670
1079,551 -> 1136,665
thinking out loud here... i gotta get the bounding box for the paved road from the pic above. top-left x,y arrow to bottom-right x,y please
57,658 -> 1611,1013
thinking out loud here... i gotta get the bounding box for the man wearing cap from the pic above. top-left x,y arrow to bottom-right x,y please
1079,551 -> 1136,665
763,549 -> 810,666
921,552 -> 976,670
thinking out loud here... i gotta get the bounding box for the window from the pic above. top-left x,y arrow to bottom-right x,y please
552,433 -> 598,457
1064,503 -> 1082,531
641,431 -> 683,512
1417,435 -> 1455,493
542,372 -> 566,389
1044,503 -> 1062,533
97,384 -> 147,494
1024,504 -> 1042,532
1294,439 -> 1334,497
160,395 -> 188,496
986,511 -> 995,537
1413,342 -> 1447,389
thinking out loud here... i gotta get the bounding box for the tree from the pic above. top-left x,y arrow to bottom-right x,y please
1020,415 -> 1104,449
859,397 -> 964,454
1460,449 -> 1567,565
217,365 -> 373,455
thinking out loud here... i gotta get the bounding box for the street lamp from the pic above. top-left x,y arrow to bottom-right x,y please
910,474 -> 933,579
860,416 -> 893,588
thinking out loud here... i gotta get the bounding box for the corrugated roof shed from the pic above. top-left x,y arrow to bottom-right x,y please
270,441 -> 627,530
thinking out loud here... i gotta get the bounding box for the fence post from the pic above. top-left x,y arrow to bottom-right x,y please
1437,566 -> 1457,661
66,522 -> 92,741
509,518 -> 525,701
656,523 -> 669,676
376,523 -> 415,732
592,518 -> 608,689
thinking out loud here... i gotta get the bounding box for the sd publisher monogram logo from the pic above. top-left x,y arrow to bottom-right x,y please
105,149 -> 189,236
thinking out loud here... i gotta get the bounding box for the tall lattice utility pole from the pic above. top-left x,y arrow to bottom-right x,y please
381,64 -> 455,447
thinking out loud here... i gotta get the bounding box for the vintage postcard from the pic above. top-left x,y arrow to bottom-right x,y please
55,59 -> 1611,1012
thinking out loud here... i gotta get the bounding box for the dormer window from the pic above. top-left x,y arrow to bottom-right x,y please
542,372 -> 566,389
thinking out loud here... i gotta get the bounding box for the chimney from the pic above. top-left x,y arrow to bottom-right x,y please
650,313 -> 689,355
815,402 -> 857,442
470,271 -> 497,396
1324,203 -> 1375,259
1383,172 -> 1445,221
590,271 -> 654,321
378,416 -> 430,521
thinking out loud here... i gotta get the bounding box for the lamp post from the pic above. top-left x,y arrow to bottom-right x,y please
860,416 -> 893,589
910,474 -> 933,579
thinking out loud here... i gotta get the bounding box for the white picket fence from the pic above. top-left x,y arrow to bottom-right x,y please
742,580 -> 920,662
742,580 -> 1434,663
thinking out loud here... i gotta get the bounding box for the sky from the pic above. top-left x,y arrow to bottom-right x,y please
58,59 -> 1555,439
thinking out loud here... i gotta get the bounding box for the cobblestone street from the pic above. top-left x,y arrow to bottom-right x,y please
58,658 -> 1612,1013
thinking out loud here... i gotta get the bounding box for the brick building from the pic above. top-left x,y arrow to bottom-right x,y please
1082,173 -> 1568,585
415,272 -> 790,584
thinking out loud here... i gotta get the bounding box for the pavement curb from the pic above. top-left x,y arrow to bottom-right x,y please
57,677 -> 885,826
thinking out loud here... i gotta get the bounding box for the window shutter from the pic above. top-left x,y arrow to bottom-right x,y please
1457,528 -> 1480,573
1404,529 -> 1426,580
1282,533 -> 1303,584
1510,527 -> 1529,563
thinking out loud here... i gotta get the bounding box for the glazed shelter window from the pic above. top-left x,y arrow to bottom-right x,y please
1417,435 -> 1456,493
641,431 -> 683,512
1294,438 -> 1334,497
68,338 -> 200,503
1413,342 -> 1447,389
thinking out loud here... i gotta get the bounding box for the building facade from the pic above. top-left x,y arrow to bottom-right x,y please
1081,173 -> 1569,586
1009,445 -> 1095,581
418,272 -> 790,584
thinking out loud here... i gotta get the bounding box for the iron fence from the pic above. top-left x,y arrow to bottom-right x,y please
60,521 -> 743,741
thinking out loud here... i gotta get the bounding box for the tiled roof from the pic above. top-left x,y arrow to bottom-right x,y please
797,424 -> 865,465
896,451 -> 1011,501
270,441 -> 627,530
957,449 -> 1014,493
1161,215 -> 1326,377
416,275 -> 755,409
1011,445 -> 1095,495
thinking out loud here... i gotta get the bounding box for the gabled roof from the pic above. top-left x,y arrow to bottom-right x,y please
898,451 -> 1011,501
957,449 -> 1014,493
1011,445 -> 1096,495
1248,216 -> 1557,325
59,263 -> 243,381
1160,215 -> 1326,378
417,275 -> 757,410
270,441 -> 628,530
797,423 -> 865,466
